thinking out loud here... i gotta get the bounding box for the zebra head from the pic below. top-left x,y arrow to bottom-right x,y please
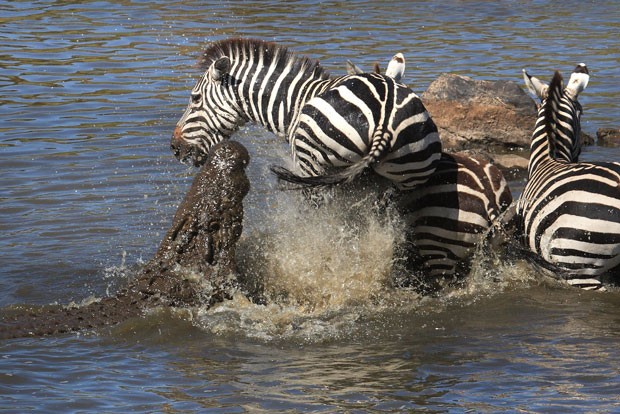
171,56 -> 245,166
523,63 -> 589,103
524,63 -> 589,162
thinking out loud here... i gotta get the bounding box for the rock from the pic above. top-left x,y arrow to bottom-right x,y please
597,128 -> 620,147
492,153 -> 530,180
422,73 -> 538,151
581,131 -> 595,146
0,141 -> 250,339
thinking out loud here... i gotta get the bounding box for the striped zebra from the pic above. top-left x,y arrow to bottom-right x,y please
171,38 -> 442,191
342,58 -> 513,292
516,64 -> 620,290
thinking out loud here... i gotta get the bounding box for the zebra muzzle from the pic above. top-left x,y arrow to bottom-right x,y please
170,125 -> 185,158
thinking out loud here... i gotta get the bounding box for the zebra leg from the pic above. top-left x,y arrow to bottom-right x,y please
482,202 -> 519,251
391,188 -> 464,294
393,240 -> 464,295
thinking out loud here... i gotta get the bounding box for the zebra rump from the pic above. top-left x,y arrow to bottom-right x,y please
270,128 -> 393,188
272,72 -> 441,190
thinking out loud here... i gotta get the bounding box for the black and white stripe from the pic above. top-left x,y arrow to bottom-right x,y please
397,152 -> 513,292
171,38 -> 441,190
516,64 -> 620,290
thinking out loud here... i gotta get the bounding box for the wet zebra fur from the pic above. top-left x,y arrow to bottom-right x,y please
396,152 -> 513,292
171,38 -> 441,191
516,64 -> 620,290
343,57 -> 513,292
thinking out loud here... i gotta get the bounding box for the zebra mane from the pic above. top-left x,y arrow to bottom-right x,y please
198,38 -> 330,80
543,71 -> 564,158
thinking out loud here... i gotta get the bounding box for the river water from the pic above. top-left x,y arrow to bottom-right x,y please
1,1 -> 620,412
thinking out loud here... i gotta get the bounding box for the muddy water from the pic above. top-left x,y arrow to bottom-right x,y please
2,1 -> 620,412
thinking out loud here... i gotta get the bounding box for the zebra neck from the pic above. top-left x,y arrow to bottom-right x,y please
527,115 -> 554,176
527,102 -> 580,176
230,68 -> 338,140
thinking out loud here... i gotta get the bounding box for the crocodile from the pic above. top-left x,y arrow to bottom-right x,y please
0,141 -> 250,339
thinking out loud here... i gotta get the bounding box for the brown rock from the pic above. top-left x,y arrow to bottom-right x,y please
492,153 -> 530,180
597,128 -> 620,147
422,73 -> 538,151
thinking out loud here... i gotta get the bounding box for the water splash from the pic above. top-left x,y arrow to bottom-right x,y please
188,188 -> 421,342
250,190 -> 406,306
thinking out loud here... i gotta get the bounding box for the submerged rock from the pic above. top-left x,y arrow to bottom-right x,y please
0,141 -> 250,340
597,128 -> 620,147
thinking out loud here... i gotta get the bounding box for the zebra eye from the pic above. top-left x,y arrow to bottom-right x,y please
191,93 -> 202,104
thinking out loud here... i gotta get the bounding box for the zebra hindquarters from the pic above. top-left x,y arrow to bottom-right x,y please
372,128 -> 442,191
288,92 -> 371,179
285,73 -> 441,189
521,184 -> 620,289
372,82 -> 442,191
395,153 -> 512,293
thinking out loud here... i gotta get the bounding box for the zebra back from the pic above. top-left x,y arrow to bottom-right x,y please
273,71 -> 441,190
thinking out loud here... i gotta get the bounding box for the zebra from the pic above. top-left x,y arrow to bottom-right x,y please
516,64 -> 620,290
394,152 -> 513,292
171,38 -> 442,191
340,58 -> 513,292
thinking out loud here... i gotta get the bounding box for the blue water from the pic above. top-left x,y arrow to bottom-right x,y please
1,1 -> 620,412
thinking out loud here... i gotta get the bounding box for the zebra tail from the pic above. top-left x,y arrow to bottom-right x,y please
271,130 -> 391,189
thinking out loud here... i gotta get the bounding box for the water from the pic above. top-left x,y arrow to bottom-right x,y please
1,0 -> 620,411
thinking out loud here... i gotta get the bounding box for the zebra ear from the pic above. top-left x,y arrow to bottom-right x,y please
566,63 -> 589,99
522,69 -> 548,100
385,53 -> 405,82
345,60 -> 364,75
210,57 -> 231,81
